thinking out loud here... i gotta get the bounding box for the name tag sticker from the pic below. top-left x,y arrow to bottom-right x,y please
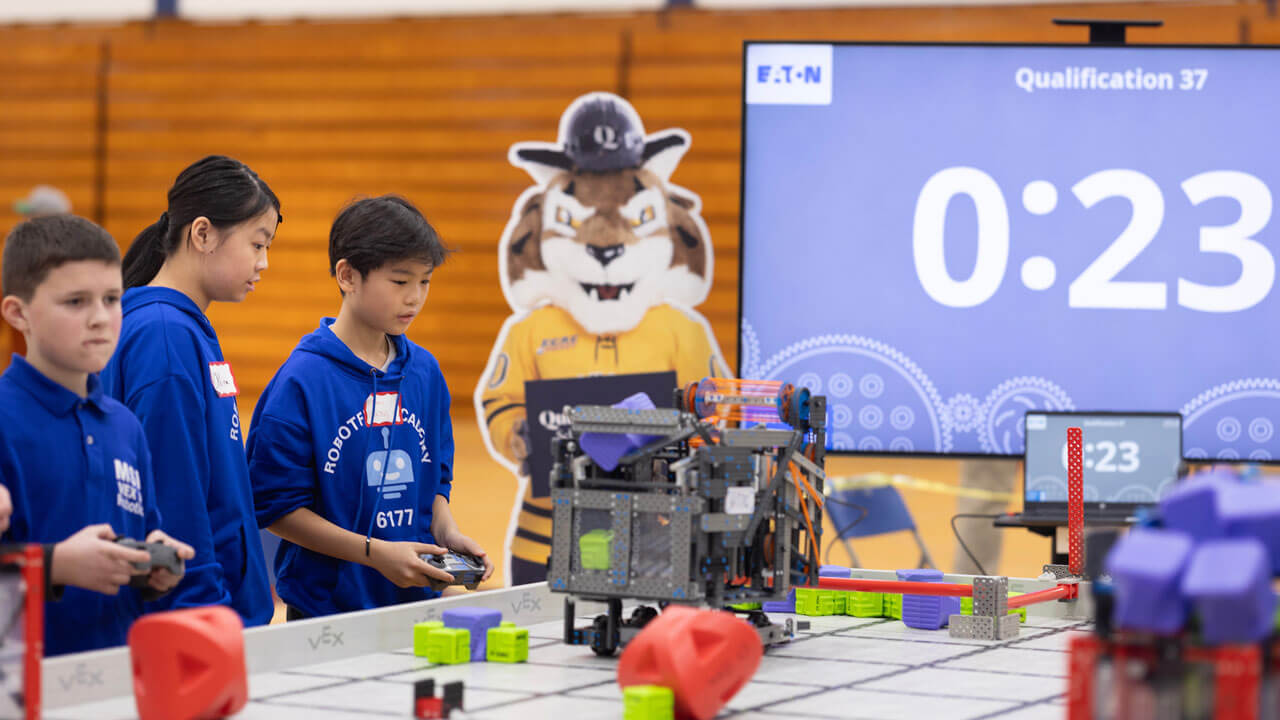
208,361 -> 239,398
364,392 -> 403,427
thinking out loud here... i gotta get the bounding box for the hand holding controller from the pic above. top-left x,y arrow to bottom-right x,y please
420,551 -> 485,592
115,537 -> 186,589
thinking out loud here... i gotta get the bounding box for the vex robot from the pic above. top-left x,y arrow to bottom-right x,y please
547,378 -> 826,656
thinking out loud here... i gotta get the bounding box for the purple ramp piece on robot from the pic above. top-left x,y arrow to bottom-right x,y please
442,607 -> 503,662
1106,528 -> 1192,635
1218,482 -> 1280,574
896,568 -> 960,631
819,565 -> 851,578
1159,476 -> 1231,541
578,392 -> 663,472
1181,538 -> 1276,645
763,588 -> 796,613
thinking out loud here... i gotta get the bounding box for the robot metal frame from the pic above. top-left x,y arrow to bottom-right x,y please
546,378 -> 827,656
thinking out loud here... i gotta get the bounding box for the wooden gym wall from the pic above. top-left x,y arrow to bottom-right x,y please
0,2 -> 1271,414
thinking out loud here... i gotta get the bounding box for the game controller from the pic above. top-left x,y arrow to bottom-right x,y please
421,551 -> 485,592
115,538 -> 186,589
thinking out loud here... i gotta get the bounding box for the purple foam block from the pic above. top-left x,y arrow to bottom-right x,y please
1181,538 -> 1276,645
896,568 -> 960,631
1159,476 -> 1231,542
578,392 -> 662,472
820,565 -> 851,578
763,588 -> 795,613
442,607 -> 502,662
1106,527 -> 1192,635
1218,482 -> 1280,574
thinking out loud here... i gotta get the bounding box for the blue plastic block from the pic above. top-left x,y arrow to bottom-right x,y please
762,588 -> 795,613
1106,528 -> 1192,635
1159,477 -> 1231,541
442,607 -> 503,662
819,565 -> 851,578
1219,483 -> 1280,574
579,393 -> 663,471
1182,538 -> 1276,645
896,568 -> 960,631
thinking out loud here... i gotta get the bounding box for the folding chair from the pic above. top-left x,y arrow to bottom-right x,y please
825,483 -> 936,569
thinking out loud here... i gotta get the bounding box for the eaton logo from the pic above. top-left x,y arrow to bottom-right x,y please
756,65 -> 823,85
746,44 -> 833,105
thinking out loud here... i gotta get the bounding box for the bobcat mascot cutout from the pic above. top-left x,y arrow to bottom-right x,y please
475,92 -> 730,585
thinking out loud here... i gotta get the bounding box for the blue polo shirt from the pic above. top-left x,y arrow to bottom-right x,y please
0,355 -> 161,656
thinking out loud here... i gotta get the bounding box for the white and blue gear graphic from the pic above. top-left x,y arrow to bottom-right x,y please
977,377 -> 1074,455
749,326 -> 951,453
366,427 -> 415,500
743,320 -> 1082,455
745,319 -> 1280,458
941,393 -> 984,434
1181,379 -> 1280,462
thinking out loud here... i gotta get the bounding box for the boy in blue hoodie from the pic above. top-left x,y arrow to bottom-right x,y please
249,196 -> 492,619
0,215 -> 193,655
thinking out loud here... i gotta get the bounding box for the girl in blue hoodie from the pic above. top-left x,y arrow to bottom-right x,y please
103,156 -> 279,626
248,196 -> 492,619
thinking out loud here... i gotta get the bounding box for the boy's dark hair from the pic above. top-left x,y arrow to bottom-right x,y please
2,215 -> 121,301
329,195 -> 452,279
122,155 -> 282,289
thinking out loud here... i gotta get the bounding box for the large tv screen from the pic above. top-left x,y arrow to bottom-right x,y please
739,42 -> 1280,460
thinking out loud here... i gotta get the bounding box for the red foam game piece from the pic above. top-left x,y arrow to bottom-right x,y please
1213,645 -> 1262,720
415,697 -> 446,719
1065,633 -> 1101,720
1067,426 -> 1084,576
128,606 -> 248,720
617,605 -> 763,720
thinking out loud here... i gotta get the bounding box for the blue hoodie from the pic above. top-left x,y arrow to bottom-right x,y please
0,356 -> 161,655
102,287 -> 272,626
247,319 -> 454,617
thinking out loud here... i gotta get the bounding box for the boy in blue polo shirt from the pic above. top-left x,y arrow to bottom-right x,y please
249,196 -> 492,619
0,215 -> 194,655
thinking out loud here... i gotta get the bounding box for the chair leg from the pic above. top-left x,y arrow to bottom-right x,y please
912,529 -> 937,569
842,539 -> 860,568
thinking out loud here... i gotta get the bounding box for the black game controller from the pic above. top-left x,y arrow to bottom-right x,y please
421,551 -> 485,592
115,538 -> 186,589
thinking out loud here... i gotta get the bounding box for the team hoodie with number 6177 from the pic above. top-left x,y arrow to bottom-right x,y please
247,318 -> 454,618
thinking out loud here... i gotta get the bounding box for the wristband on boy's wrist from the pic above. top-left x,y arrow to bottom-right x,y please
365,536 -> 372,558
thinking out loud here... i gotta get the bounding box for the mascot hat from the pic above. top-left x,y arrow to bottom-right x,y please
514,95 -> 686,173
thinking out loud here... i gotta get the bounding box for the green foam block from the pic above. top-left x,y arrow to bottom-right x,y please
425,627 -> 470,665
796,588 -> 835,616
579,528 -> 613,570
624,685 -> 675,720
487,624 -> 529,663
413,620 -> 445,657
845,591 -> 884,618
885,593 -> 902,620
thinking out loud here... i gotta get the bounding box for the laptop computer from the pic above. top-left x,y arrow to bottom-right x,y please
1018,411 -> 1183,522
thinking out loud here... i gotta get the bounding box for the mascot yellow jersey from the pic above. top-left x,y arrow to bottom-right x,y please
473,92 -> 731,584
481,303 -> 727,468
